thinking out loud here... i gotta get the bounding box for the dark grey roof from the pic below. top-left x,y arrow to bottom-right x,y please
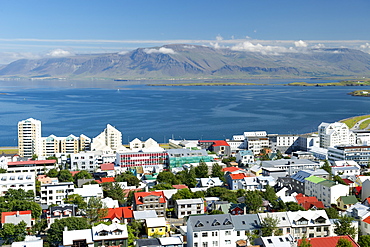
188,214 -> 234,232
135,238 -> 160,247
231,214 -> 260,231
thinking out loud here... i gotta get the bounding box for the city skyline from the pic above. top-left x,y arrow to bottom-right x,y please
0,0 -> 370,64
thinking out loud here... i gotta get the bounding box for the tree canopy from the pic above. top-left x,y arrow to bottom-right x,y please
156,171 -> 179,185
63,194 -> 87,210
244,190 -> 263,214
115,171 -> 140,187
336,237 -> 354,247
58,169 -> 74,182
211,163 -> 225,182
0,221 -> 27,244
358,235 -> 370,247
195,161 -> 209,178
85,197 -> 108,224
299,236 -> 312,247
334,215 -> 356,238
261,214 -> 281,237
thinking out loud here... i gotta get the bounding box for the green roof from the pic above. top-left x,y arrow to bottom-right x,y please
305,176 -> 326,184
318,180 -> 336,188
339,195 -> 358,205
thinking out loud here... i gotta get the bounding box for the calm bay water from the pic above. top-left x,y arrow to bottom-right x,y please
0,79 -> 370,146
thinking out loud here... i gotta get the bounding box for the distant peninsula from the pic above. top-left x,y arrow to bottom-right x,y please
348,90 -> 370,97
147,82 -> 261,86
287,80 -> 370,87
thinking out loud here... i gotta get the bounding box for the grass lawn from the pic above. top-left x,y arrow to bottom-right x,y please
359,119 -> 370,130
340,115 -> 370,129
0,147 -> 18,154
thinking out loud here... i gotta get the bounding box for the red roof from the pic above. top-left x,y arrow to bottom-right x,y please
296,194 -> 324,210
229,173 -> 246,180
101,163 -> 115,171
96,177 -> 116,184
297,236 -> 359,247
199,140 -> 230,146
104,207 -> 133,221
70,171 -> 80,176
222,167 -> 242,173
2,211 -> 32,223
172,184 -> 189,189
342,179 -> 354,185
8,160 -> 56,166
134,191 -> 166,205
353,186 -> 362,195
363,216 -> 370,225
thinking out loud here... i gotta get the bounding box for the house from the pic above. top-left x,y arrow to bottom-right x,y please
235,150 -> 255,166
238,176 -> 259,191
331,164 -> 360,178
231,214 -> 261,245
250,165 -> 262,176
196,177 -> 223,189
361,179 -> 370,201
145,217 -> 168,237
136,236 -> 184,247
43,204 -> 77,225
258,212 -> 291,236
227,173 -> 246,190
295,194 -> 324,210
361,215 -> 370,235
103,207 -> 133,224
134,191 -> 167,217
297,235 -> 359,247
261,159 -> 321,176
174,198 -> 204,219
285,169 -> 329,194
337,195 -> 358,211
63,223 -> 128,247
1,210 -> 33,228
0,172 -> 35,196
11,236 -> 43,247
186,214 -> 235,247
7,160 -> 57,174
74,184 -> 104,202
305,176 -> 349,207
229,203 -> 246,215
40,182 -> 74,205
198,140 -> 231,157
254,234 -> 295,247
37,175 -> 58,185
133,210 -> 158,221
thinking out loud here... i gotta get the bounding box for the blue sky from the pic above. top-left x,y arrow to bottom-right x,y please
0,0 -> 370,64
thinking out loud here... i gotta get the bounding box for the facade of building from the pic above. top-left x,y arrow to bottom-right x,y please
91,124 -> 123,152
7,160 -> 57,174
235,150 -> 254,166
70,151 -> 103,172
328,145 -> 370,167
40,182 -> 74,205
318,122 -> 355,148
245,137 -> 269,155
116,151 -> 168,169
41,134 -> 91,157
174,198 -> 204,219
134,191 -> 167,217
18,118 -> 42,158
167,149 -> 212,169
0,172 -> 35,196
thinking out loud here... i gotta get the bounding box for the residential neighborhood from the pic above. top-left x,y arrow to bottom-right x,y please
2,118 -> 370,246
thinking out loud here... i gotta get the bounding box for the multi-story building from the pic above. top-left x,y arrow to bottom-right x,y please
318,122 -> 355,148
174,198 -> 204,219
70,151 -> 103,172
305,176 -> 349,207
198,140 -> 231,157
116,151 -> 168,170
134,191 -> 167,217
245,137 -> 270,155
40,182 -> 74,205
261,159 -> 321,176
91,124 -> 123,152
269,134 -> 300,154
235,150 -> 254,166
328,145 -> 370,167
18,118 -> 42,158
167,149 -> 213,169
7,159 -> 57,174
41,134 -> 91,157
0,172 -> 35,196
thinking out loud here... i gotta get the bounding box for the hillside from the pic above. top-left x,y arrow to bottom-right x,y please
1,44 -> 370,79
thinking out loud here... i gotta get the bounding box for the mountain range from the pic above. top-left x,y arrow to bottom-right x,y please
1,44 -> 370,80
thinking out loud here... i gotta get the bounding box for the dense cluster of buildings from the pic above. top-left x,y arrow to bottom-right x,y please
3,118 -> 370,246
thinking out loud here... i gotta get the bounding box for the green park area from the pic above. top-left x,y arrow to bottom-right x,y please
340,115 -> 370,129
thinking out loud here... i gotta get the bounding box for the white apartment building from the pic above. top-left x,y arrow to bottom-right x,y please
70,151 -> 103,172
6,159 -> 58,174
318,122 -> 355,148
40,182 -> 74,205
174,198 -> 204,219
331,160 -> 361,177
305,176 -> 349,207
245,137 -> 270,155
18,118 -> 42,158
74,184 -> 103,202
328,145 -> 370,167
0,172 -> 35,196
91,124 -> 123,152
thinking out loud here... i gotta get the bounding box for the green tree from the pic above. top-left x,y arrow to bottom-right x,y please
358,235 -> 370,247
195,161 -> 209,178
286,201 -> 305,211
0,221 -> 27,244
299,236 -> 312,247
0,168 -> 7,173
5,188 -> 34,201
276,150 -> 284,160
156,171 -> 179,185
129,219 -> 144,238
261,214 -> 280,237
333,175 -> 347,185
103,182 -> 126,205
246,230 -> 259,246
263,185 -> 278,202
58,169 -> 74,182
85,197 -> 108,224
46,156 -> 58,162
205,186 -> 237,202
151,183 -> 174,191
325,207 -> 339,219
209,209 -> 224,215
127,225 -> 136,247
244,190 -> 263,213
31,218 -> 48,235
47,217 -> 90,246
116,171 -> 140,187
172,188 -> 194,200
31,154 -> 38,160
176,167 -> 197,188
211,163 -> 225,182
336,237 -> 354,247
64,194 -> 87,210
334,215 -> 356,238
193,190 -> 205,198
73,170 -> 92,182
321,160 -> 332,177
47,168 -> 59,178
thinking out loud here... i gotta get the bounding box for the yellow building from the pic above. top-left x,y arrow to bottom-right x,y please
145,217 -> 168,237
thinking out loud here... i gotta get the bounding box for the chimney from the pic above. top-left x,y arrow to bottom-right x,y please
64,226 -> 68,232
16,211 -> 19,217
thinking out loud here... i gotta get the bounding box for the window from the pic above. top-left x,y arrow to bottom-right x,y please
212,241 -> 218,246
194,233 -> 198,238
309,233 -> 314,238
202,243 -> 208,247
237,231 -> 240,236
212,232 -> 218,237
316,227 -> 321,232
295,228 -> 300,234
267,239 -> 272,244
225,231 -> 231,236
202,232 -> 208,237
225,240 -> 231,244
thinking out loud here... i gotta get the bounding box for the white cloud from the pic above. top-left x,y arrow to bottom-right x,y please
183,45 -> 195,49
231,41 -> 290,55
0,52 -> 41,64
46,48 -> 74,57
294,40 -> 308,48
360,43 -> 370,49
118,50 -> 129,55
210,42 -> 223,49
143,47 -> 176,54
312,43 -> 325,48
216,34 -> 223,41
